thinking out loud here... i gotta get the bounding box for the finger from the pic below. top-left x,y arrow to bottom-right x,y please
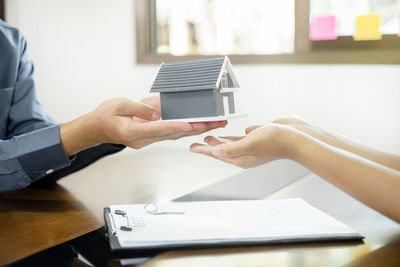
140,96 -> 161,112
212,140 -> 253,158
189,143 -> 238,164
139,122 -> 220,141
199,121 -> 228,135
161,128 -> 211,139
204,136 -> 243,145
189,120 -> 227,130
273,115 -> 307,126
190,122 -> 208,131
211,120 -> 228,128
190,143 -> 215,155
123,121 -> 193,140
184,121 -> 223,136
190,144 -> 262,169
203,121 -> 220,129
116,98 -> 160,121
245,125 -> 262,134
188,122 -> 220,135
204,136 -> 225,146
129,131 -> 190,149
127,119 -> 226,141
218,136 -> 244,142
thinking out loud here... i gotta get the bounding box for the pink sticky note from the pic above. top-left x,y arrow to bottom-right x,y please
309,15 -> 338,41
398,12 -> 400,37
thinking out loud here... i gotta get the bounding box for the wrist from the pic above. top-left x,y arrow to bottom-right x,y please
279,126 -> 307,161
60,113 -> 102,156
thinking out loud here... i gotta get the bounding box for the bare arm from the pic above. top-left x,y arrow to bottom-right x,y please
190,123 -> 400,223
272,116 -> 400,171
292,129 -> 400,223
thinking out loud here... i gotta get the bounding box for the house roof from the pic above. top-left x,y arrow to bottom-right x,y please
150,57 -> 239,93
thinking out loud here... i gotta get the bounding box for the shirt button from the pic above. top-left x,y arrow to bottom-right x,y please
45,169 -> 54,175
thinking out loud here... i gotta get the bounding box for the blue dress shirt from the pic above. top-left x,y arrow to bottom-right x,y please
0,20 -> 124,193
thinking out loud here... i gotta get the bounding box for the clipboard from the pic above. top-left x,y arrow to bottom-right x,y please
104,199 -> 364,259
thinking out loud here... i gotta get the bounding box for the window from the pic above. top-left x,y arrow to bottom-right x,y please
310,0 -> 400,36
155,0 -> 294,56
135,0 -> 400,64
0,0 -> 5,21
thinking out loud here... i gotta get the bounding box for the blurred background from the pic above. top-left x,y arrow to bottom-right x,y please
2,0 -> 400,199
4,0 -> 399,150
155,0 -> 399,55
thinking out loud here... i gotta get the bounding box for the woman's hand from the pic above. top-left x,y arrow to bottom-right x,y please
190,123 -> 298,168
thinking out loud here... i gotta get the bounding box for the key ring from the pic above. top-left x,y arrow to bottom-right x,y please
144,203 -> 185,215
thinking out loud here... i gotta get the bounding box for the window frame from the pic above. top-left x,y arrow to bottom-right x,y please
0,0 -> 5,21
135,0 -> 400,64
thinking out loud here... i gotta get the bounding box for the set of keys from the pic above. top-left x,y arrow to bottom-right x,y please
113,204 -> 185,232
114,210 -> 145,231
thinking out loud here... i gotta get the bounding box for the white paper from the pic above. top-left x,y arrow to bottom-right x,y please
109,198 -> 361,248
120,257 -> 150,265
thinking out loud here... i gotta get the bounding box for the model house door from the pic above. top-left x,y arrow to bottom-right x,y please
223,96 -> 229,115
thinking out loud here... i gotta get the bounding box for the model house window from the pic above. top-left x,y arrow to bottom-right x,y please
221,73 -> 228,89
135,0 -> 400,64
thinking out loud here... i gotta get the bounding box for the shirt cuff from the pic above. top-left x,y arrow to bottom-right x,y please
15,124 -> 71,182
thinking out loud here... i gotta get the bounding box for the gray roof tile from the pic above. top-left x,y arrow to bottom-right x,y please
150,57 -> 225,92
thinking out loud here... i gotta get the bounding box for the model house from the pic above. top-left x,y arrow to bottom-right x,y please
150,56 -> 240,120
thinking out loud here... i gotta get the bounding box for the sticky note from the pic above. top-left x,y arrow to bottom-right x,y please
309,15 -> 338,41
353,14 -> 382,41
398,12 -> 400,37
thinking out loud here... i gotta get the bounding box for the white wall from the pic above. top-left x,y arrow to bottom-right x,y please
5,0 -> 400,153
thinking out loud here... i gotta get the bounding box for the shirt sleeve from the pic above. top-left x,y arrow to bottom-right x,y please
7,35 -> 56,136
0,125 -> 72,193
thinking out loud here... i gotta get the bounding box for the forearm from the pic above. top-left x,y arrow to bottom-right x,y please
290,131 -> 400,223
275,117 -> 400,171
308,126 -> 400,171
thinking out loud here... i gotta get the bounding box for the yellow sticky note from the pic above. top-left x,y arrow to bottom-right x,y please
353,14 -> 382,41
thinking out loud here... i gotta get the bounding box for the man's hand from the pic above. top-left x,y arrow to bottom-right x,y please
60,97 -> 227,156
139,95 -> 227,139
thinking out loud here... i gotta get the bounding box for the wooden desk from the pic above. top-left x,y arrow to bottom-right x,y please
1,144 -> 399,266
0,185 -> 100,265
0,145 -> 277,265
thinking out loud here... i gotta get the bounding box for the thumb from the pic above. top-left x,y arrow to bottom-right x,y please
116,98 -> 160,121
212,140 -> 251,158
245,125 -> 262,134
